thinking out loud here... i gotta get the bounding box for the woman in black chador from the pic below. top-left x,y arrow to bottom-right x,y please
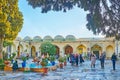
99,52 -> 106,69
111,53 -> 117,71
79,54 -> 84,65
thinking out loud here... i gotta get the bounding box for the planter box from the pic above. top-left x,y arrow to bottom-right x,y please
51,66 -> 57,71
18,68 -> 30,71
0,64 -> 5,70
30,68 -> 48,73
4,65 -> 12,71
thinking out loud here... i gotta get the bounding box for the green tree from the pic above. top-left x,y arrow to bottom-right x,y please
27,0 -> 120,39
0,0 -> 23,59
40,42 -> 56,56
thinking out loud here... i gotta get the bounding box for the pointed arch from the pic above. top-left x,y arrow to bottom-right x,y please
106,45 -> 114,58
55,45 -> 60,54
91,44 -> 102,59
77,44 -> 87,54
31,46 -> 36,57
17,44 -> 23,57
64,45 -> 73,54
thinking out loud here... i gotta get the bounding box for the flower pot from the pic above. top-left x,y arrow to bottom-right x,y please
59,63 -> 63,69
42,68 -> 48,73
22,61 -> 26,68
4,65 -> 12,71
64,61 -> 67,66
4,61 -> 10,66
51,61 -> 55,66
51,66 -> 57,71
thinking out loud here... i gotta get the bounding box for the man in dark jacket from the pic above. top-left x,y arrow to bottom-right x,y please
99,52 -> 106,69
111,53 -> 117,71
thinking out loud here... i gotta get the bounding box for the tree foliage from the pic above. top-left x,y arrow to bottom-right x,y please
0,0 -> 23,58
40,42 -> 56,56
27,0 -> 120,39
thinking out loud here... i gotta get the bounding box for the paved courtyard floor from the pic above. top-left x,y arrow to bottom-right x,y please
0,60 -> 120,80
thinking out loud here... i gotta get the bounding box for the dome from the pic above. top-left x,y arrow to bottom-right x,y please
43,35 -> 53,42
54,35 -> 64,41
23,36 -> 32,41
33,36 -> 42,42
15,37 -> 22,41
65,35 -> 76,41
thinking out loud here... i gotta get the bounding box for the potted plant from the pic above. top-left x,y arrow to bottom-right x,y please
4,59 -> 10,66
58,56 -> 64,68
40,42 -> 56,56
18,56 -> 28,71
0,59 -> 5,70
49,56 -> 56,66
21,56 -> 28,68
8,52 -> 16,64
64,56 -> 67,66
4,59 -> 13,71
40,58 -> 48,74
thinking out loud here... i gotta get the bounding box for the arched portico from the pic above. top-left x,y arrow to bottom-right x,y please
55,45 -> 60,54
91,44 -> 102,59
64,45 -> 73,54
31,46 -> 36,57
17,44 -> 23,57
77,44 -> 87,54
106,45 -> 114,58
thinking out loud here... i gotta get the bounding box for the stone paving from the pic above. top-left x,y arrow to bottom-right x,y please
0,60 -> 120,80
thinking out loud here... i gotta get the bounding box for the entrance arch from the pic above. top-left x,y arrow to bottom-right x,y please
106,45 -> 114,58
55,45 -> 60,54
64,45 -> 73,54
55,45 -> 60,58
91,44 -> 102,59
77,44 -> 87,54
31,46 -> 36,57
17,44 -> 23,57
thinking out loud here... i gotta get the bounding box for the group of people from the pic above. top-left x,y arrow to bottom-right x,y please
88,52 -> 117,71
68,53 -> 84,66
91,53 -> 117,70
11,52 -> 118,72
68,52 -> 117,71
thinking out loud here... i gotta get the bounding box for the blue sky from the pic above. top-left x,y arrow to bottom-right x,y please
18,0 -> 104,39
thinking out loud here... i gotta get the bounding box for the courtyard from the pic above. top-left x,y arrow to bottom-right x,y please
1,1 -> 120,80
0,60 -> 120,80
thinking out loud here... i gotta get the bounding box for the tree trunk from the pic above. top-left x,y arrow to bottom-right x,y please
0,37 -> 3,59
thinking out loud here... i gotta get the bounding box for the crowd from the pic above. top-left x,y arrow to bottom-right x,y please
67,52 -> 117,71
11,51 -> 118,72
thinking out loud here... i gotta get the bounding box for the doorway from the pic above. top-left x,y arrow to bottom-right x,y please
93,51 -> 99,59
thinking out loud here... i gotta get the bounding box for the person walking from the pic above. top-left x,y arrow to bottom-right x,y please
75,53 -> 79,66
99,52 -> 106,69
111,53 -> 117,71
90,54 -> 96,68
79,54 -> 84,65
70,53 -> 75,66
